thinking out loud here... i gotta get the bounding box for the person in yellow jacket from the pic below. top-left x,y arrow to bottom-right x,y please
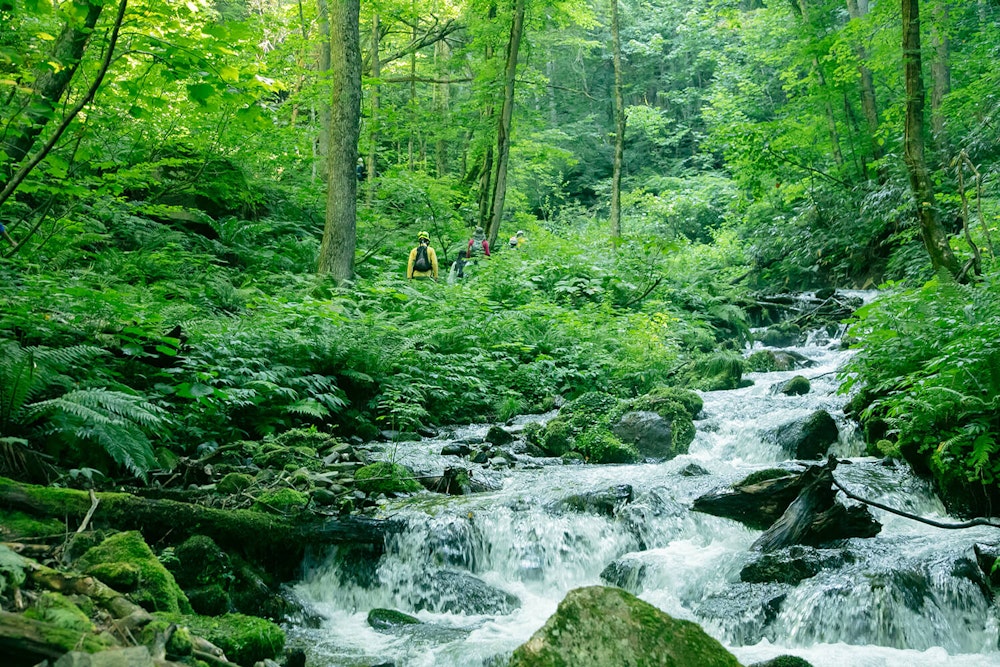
407,231 -> 439,280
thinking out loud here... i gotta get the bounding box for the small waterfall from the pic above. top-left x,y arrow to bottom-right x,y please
291,315 -> 1000,667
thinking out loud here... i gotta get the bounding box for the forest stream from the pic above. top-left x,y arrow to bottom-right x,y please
283,295 -> 1000,667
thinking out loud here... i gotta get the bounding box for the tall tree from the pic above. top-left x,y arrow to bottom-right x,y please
901,0 -> 959,277
609,0 -> 625,241
318,0 -> 361,281
845,0 -> 883,171
487,0 -> 526,248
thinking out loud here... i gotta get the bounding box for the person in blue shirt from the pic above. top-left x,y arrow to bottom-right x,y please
0,223 -> 16,249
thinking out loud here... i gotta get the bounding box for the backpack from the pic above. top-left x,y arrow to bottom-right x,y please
470,238 -> 486,257
414,244 -> 432,272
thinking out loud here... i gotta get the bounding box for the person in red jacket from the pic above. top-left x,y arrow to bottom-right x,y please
467,226 -> 490,258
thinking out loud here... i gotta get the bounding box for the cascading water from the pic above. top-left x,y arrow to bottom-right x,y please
290,300 -> 1000,667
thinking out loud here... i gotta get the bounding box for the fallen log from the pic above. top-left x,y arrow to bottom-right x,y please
0,610 -> 111,667
0,477 -> 389,575
691,469 -> 812,530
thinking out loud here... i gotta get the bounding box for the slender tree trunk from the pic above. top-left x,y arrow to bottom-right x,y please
929,0 -> 950,150
315,0 -> 332,182
846,0 -> 883,171
408,0 -> 417,171
609,0 -> 625,242
476,4 -> 497,231
0,0 -> 104,182
814,59 -> 844,167
901,0 -> 959,278
487,0 -> 526,249
318,0 -> 361,281
435,38 -> 449,176
367,13 -> 380,206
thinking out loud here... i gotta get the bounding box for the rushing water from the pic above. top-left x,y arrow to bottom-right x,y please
290,313 -> 1000,667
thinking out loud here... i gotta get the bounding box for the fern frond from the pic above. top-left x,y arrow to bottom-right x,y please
286,398 -> 331,418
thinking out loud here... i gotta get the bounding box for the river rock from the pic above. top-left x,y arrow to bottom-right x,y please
485,425 -> 515,446
740,545 -> 853,585
696,582 -> 791,645
779,375 -> 811,396
611,411 -> 674,460
368,608 -> 421,632
440,443 -> 471,457
508,586 -> 741,667
554,484 -> 634,516
765,410 -> 839,459
749,657 -> 815,667
679,462 -> 710,476
54,647 -> 154,667
600,555 -> 648,593
974,543 -> 1000,587
411,569 -> 519,615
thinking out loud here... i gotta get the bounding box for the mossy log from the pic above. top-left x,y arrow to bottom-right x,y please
691,470 -> 811,530
26,560 -> 150,622
0,610 -> 112,667
0,477 -> 388,574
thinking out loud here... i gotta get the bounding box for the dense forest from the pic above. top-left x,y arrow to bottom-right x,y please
2,0 -> 1000,666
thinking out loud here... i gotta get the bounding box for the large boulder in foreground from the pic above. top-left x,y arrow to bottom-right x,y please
508,586 -> 741,667
766,410 -> 839,459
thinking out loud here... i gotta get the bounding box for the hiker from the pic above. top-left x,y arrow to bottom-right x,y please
356,158 -> 367,181
407,231 -> 439,280
467,226 -> 490,258
448,252 -> 468,283
0,223 -> 16,249
508,230 -> 526,249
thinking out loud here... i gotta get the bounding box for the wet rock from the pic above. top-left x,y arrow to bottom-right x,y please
469,449 -> 490,464
974,543 -> 1000,587
554,484 -> 633,516
485,425 -> 515,446
741,546 -> 852,585
760,323 -> 805,347
696,583 -> 791,646
951,555 -> 993,601
311,488 -> 341,506
611,411 -> 674,460
679,463 -> 710,477
509,586 -> 741,667
440,443 -> 471,457
600,556 -> 648,593
779,375 -> 811,396
367,608 -> 421,632
417,425 -> 439,438
411,570 -> 519,615
54,647 -> 154,667
749,656 -> 815,667
765,410 -> 839,459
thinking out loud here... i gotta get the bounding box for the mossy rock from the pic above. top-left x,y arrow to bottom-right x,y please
252,488 -> 310,514
576,430 -> 639,464
188,584 -> 231,616
509,586 -> 741,667
737,468 -> 794,488
560,391 -> 623,431
141,619 -> 195,657
86,562 -> 141,591
155,447 -> 181,472
780,375 -> 811,396
538,419 -> 574,457
749,656 -> 815,667
523,422 -> 544,447
76,531 -> 191,614
682,351 -> 745,391
170,535 -> 232,588
0,509 -> 64,540
270,427 -> 340,450
561,451 -> 585,464
217,473 -> 254,495
0,544 -> 27,594
354,462 -> 422,495
745,350 -> 779,372
24,591 -> 94,633
156,612 -> 284,665
635,386 -> 704,420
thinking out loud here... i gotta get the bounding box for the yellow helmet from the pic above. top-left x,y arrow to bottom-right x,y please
417,231 -> 430,241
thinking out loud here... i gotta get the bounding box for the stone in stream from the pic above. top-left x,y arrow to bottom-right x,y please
440,442 -> 471,457
740,545 -> 853,585
600,555 -> 648,593
554,484 -> 634,516
508,586 -> 742,667
409,569 -> 520,615
611,411 -> 675,460
764,409 -> 839,459
485,425 -> 515,446
779,375 -> 811,396
695,582 -> 792,646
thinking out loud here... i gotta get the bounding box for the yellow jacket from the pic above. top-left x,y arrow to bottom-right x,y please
407,245 -> 439,279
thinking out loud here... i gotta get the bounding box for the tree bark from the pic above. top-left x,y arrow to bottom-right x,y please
486,0 -> 526,249
846,0 -> 883,171
901,0 -> 960,277
0,0 -> 104,182
609,0 -> 625,242
318,0 -> 361,281
314,0 -> 331,182
929,0 -> 950,150
367,13 -> 380,206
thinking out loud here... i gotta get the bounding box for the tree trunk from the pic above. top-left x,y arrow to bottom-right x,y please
901,0 -> 960,277
609,0 -> 625,242
367,12 -> 380,206
846,0 -> 883,171
314,0 -> 332,183
318,0 -> 361,282
486,0 -> 526,249
929,0 -> 950,150
0,0 -> 104,182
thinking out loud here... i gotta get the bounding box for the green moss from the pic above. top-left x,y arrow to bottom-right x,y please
252,488 -> 310,514
539,419 -> 574,456
86,562 -> 140,591
354,462 -> 422,495
576,430 -> 640,464
155,447 -> 181,471
367,608 -> 421,631
746,350 -> 779,372
171,535 -> 232,588
25,592 -> 94,633
76,531 -> 191,614
140,619 -> 195,657
737,468 -> 793,487
637,386 -> 704,419
523,422 -> 544,446
681,351 -> 745,391
5,612 -> 112,654
217,473 -> 254,495
270,427 -> 339,451
188,584 -> 231,616
0,510 -> 65,540
781,375 -> 811,396
560,392 -> 623,431
156,612 -> 285,665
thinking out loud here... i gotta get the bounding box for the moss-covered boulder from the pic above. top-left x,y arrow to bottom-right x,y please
768,410 -> 839,459
76,531 -> 191,614
354,462 -> 422,495
560,392 -> 622,431
750,656 -> 815,667
618,387 -> 700,458
537,419 -> 574,457
746,349 -> 781,372
252,488 -> 310,514
187,584 -> 231,616
759,322 -> 805,347
780,375 -> 811,396
155,612 -> 284,665
576,430 -> 639,464
633,386 -> 703,420
217,472 -> 254,495
508,586 -> 742,667
681,351 -> 747,391
367,608 -> 421,632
